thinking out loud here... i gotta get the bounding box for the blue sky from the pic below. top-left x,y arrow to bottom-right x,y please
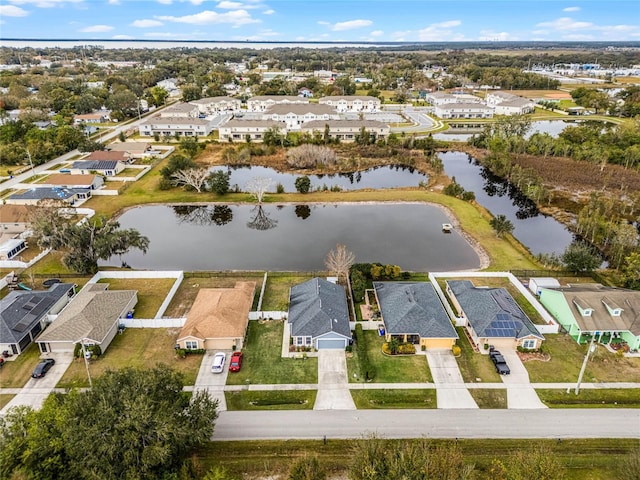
0,0 -> 638,42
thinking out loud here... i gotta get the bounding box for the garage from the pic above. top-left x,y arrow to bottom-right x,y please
316,338 -> 347,349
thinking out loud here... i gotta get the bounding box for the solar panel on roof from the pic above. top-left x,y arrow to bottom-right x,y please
22,298 -> 39,310
496,313 -> 510,321
30,300 -> 51,318
13,314 -> 36,332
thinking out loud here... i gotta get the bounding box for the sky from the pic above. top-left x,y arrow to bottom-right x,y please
0,0 -> 638,42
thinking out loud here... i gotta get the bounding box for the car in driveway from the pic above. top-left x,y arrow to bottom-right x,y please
211,352 -> 226,374
32,358 -> 55,378
228,351 -> 243,372
489,349 -> 510,375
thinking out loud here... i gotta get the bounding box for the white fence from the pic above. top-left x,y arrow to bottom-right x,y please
249,311 -> 287,320
0,271 -> 15,290
108,165 -> 151,182
91,190 -> 120,196
120,317 -> 185,328
0,248 -> 51,269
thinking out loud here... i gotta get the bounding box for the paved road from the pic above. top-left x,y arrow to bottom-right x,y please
212,408 -> 640,440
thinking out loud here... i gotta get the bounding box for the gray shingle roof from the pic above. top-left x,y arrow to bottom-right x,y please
374,282 -> 458,339
9,187 -> 86,201
265,104 -> 337,115
288,278 -> 351,339
302,119 -> 389,129
70,160 -> 119,170
447,280 -> 543,340
0,284 -> 74,344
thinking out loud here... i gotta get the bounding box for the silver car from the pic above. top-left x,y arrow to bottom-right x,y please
211,352 -> 226,374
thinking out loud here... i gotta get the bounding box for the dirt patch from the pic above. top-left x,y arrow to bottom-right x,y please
517,351 -> 551,362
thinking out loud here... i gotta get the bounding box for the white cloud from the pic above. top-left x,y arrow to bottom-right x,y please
108,0 -> 121,5
131,19 -> 164,28
0,5 -> 29,16
263,9 -> 274,15
478,30 -> 512,41
563,6 -> 581,12
432,20 -> 462,28
81,24 -> 114,32
332,19 -> 373,31
157,0 -> 172,4
156,9 -> 260,27
8,0 -> 82,7
536,17 -> 593,31
233,28 -> 280,40
317,20 -> 330,25
369,30 -> 383,37
417,19 -> 464,41
217,1 -> 243,8
112,34 -> 134,39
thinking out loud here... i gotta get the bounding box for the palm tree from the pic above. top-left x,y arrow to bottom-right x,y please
490,214 -> 514,238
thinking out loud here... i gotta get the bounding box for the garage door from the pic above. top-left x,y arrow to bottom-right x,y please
317,339 -> 346,349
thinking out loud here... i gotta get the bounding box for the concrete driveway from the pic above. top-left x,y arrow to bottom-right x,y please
499,350 -> 547,409
1,352 -> 73,413
426,350 -> 478,409
314,350 -> 356,410
193,350 -> 231,411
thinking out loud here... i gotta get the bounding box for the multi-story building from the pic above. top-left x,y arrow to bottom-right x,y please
434,103 -> 494,119
218,120 -> 286,142
318,95 -> 381,112
301,120 -> 390,142
262,104 -> 339,129
247,95 -> 309,112
189,96 -> 241,115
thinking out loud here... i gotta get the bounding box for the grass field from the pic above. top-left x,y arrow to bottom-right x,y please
350,389 -> 437,409
225,390 -> 317,410
536,388 -> 640,408
469,389 -> 508,409
57,328 -> 202,388
454,328 -> 502,383
261,273 -> 315,311
0,343 -> 41,388
225,320 -> 317,385
96,277 -> 177,318
0,394 -> 15,410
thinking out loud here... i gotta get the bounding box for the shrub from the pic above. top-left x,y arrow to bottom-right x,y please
452,345 -> 461,356
398,343 -> 416,354
294,176 -> 311,193
176,348 -> 187,359
286,144 -> 337,169
276,182 -> 285,193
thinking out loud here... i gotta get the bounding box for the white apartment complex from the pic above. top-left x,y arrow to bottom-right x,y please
247,95 -> 309,112
318,95 -> 381,112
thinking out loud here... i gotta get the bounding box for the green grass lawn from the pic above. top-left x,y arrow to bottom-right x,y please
524,333 -> 640,383
536,388 -> 640,408
0,343 -> 42,388
57,328 -> 202,388
225,320 -> 317,385
346,330 -> 432,383
225,390 -> 317,410
96,277 -> 177,318
350,389 -> 436,409
454,328 -> 502,383
261,273 -> 315,311
469,389 -> 508,409
0,394 -> 15,410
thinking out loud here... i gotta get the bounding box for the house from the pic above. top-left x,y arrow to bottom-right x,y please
5,187 -> 91,206
301,119 -> 390,142
158,103 -> 199,119
107,141 -> 152,159
528,277 -> 561,296
0,205 -> 33,234
0,283 -> 75,355
425,92 -> 482,106
83,150 -> 130,164
70,160 -> 125,177
485,91 -> 536,115
538,284 -> 640,351
73,112 -> 110,125
176,281 -> 256,351
374,282 -> 458,349
189,96 -> 241,115
138,116 -> 215,138
247,95 -> 309,112
156,78 -> 179,93
218,119 -> 286,142
263,104 -> 339,129
288,277 -> 352,350
434,103 -> 494,119
0,238 -> 27,260
318,95 -> 381,112
36,283 -> 137,354
446,280 -> 544,350
40,173 -> 104,190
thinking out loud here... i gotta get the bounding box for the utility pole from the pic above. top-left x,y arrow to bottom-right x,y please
81,339 -> 93,388
575,333 -> 597,395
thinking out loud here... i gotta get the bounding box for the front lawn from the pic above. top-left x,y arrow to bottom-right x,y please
225,320 -> 317,385
454,328 -> 502,383
0,394 -> 15,410
536,388 -> 640,408
350,389 -> 436,409
469,389 -> 508,409
225,390 -> 316,410
57,328 -> 202,388
0,343 -> 42,388
524,333 -> 640,383
346,330 -> 432,383
97,277 -> 177,318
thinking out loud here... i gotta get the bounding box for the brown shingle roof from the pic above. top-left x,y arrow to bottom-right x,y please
84,151 -> 128,161
45,174 -> 97,186
178,282 -> 256,341
0,204 -> 33,223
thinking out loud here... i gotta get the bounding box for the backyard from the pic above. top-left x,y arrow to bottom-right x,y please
96,276 -> 177,318
261,273 -> 315,311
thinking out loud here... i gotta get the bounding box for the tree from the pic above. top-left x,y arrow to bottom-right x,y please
246,205 -> 277,231
160,153 -> 196,180
30,210 -> 149,274
503,445 -> 565,480
490,214 -> 514,238
0,367 -> 219,480
622,251 -> 640,289
325,243 -> 355,284
181,84 -> 202,102
245,176 -> 274,203
171,168 -> 209,192
295,175 -> 311,193
148,85 -> 169,107
561,241 -> 602,272
208,170 -> 231,195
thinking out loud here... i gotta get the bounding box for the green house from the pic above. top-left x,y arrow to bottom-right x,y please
539,285 -> 640,351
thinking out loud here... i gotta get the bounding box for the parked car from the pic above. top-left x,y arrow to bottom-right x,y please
228,351 -> 243,372
211,352 -> 226,374
32,358 -> 55,378
489,350 -> 510,375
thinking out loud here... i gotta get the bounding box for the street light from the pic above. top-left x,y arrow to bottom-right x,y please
81,339 -> 93,388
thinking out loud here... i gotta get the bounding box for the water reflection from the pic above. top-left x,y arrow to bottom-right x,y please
246,205 -> 278,231
173,205 -> 233,226
295,205 -> 311,220
478,166 -> 540,219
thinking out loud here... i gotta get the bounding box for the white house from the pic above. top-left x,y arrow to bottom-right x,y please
485,91 -> 536,115
247,95 -> 309,112
159,103 -> 199,119
318,95 -> 381,112
262,104 -> 339,130
139,116 -> 214,137
218,119 -> 286,142
434,102 -> 494,119
189,96 -> 241,115
301,119 -> 390,142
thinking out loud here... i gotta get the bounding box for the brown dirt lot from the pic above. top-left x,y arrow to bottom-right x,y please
510,90 -> 573,100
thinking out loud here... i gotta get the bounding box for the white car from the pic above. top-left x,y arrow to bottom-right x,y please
211,352 -> 226,374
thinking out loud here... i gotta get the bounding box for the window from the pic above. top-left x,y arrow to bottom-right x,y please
305,337 -> 312,346
296,337 -> 303,346
522,339 -> 536,350
185,340 -> 198,350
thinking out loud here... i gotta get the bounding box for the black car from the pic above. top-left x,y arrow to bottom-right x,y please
32,358 -> 55,378
489,351 -> 510,375
494,361 -> 511,375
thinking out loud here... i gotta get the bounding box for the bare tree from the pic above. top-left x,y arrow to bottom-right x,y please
245,176 -> 274,203
171,168 -> 209,192
246,205 -> 277,231
286,144 -> 338,169
324,243 -> 355,284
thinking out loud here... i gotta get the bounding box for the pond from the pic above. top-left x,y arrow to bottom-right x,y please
439,151 -> 575,256
209,165 -> 427,192
103,203 -> 481,271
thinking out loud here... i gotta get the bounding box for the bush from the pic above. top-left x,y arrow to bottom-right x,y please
294,176 -> 311,193
276,182 -> 285,193
452,345 -> 461,357
176,348 -> 187,359
286,144 -> 337,169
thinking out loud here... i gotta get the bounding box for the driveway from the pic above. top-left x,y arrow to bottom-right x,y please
426,350 -> 478,409
313,350 -> 356,410
1,352 -> 73,413
193,350 -> 231,411
499,350 -> 547,409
